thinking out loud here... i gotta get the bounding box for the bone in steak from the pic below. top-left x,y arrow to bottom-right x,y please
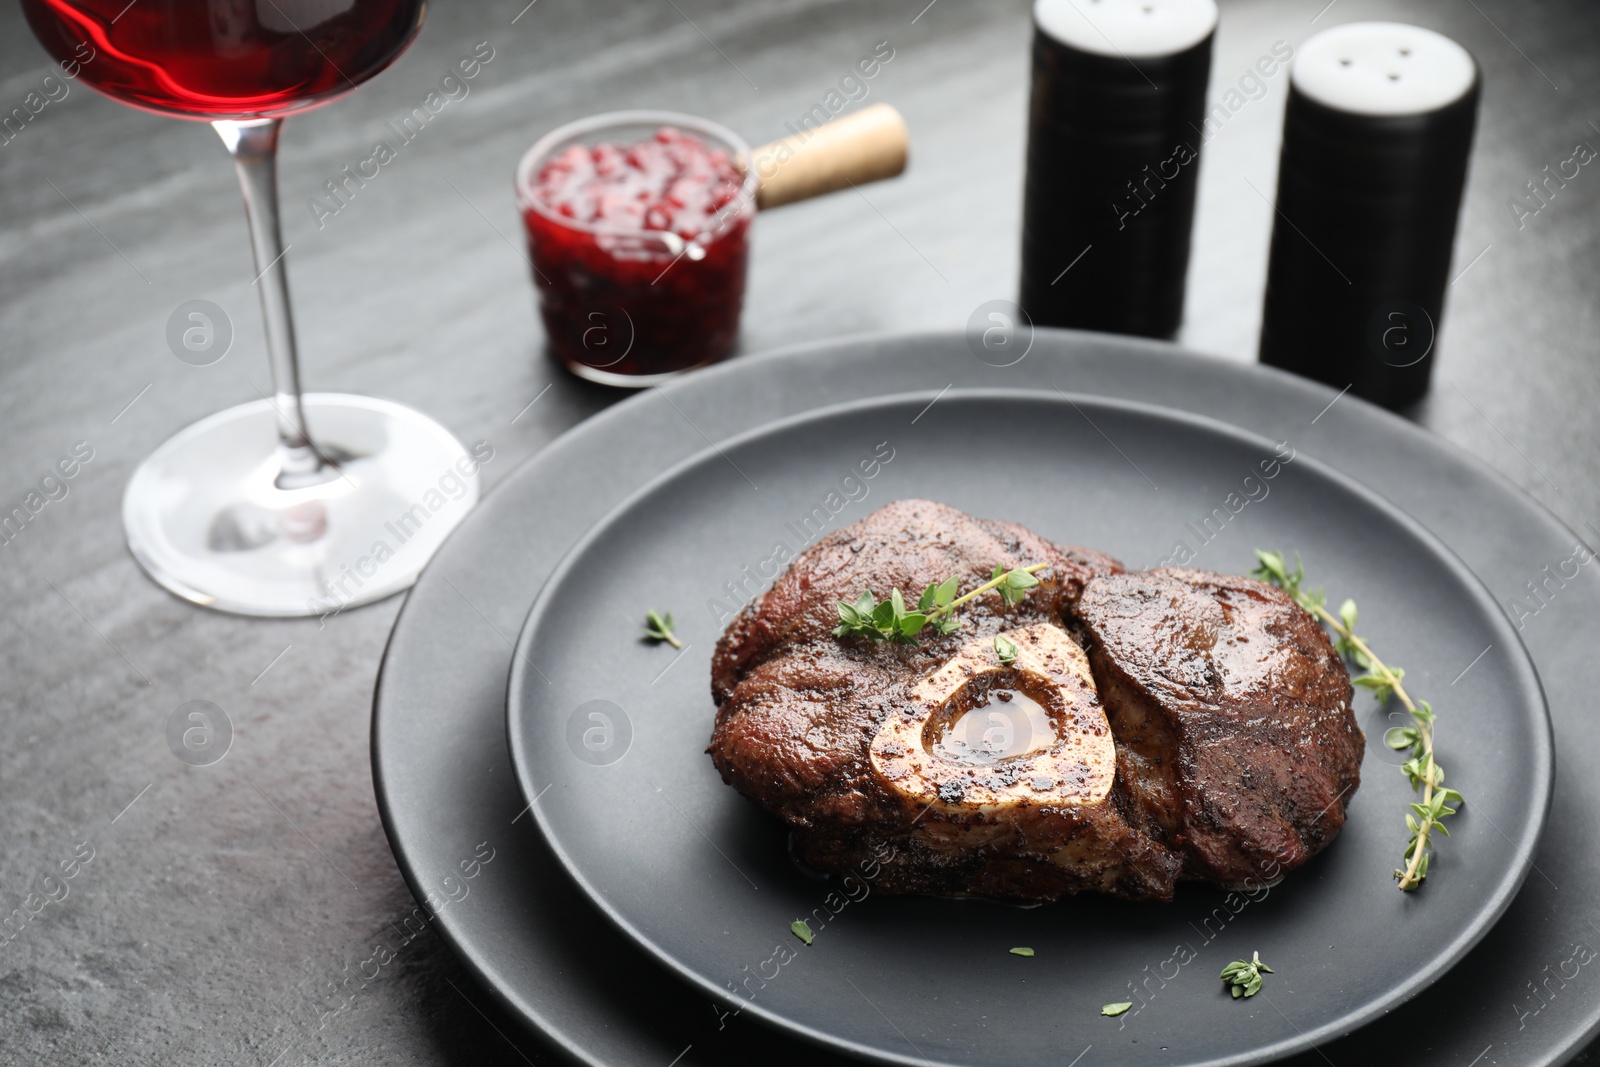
707,500 -> 1361,903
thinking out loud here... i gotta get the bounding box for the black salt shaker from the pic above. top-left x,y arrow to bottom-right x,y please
1020,0 -> 1217,338
1259,22 -> 1479,408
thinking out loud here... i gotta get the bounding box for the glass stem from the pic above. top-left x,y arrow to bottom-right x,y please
213,118 -> 326,487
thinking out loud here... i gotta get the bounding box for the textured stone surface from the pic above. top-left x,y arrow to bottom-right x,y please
0,0 -> 1596,1063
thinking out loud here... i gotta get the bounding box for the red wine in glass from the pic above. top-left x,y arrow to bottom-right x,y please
21,0 -> 423,118
21,0 -> 482,617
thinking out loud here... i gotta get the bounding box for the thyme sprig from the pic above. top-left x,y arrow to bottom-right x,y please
1220,951 -> 1273,999
1253,550 -> 1463,891
643,609 -> 682,649
833,564 -> 1047,645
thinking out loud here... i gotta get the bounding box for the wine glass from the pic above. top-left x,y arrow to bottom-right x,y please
21,0 -> 481,617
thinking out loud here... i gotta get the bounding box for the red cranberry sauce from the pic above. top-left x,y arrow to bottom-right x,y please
523,126 -> 751,379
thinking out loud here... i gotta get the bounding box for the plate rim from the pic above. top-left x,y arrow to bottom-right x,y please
505,384 -> 1555,1067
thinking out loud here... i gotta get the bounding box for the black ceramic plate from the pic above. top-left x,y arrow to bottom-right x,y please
505,389 -> 1550,1067
373,331 -> 1600,1067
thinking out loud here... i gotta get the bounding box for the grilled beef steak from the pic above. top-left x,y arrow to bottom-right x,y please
707,500 -> 1361,903
1076,568 -> 1364,886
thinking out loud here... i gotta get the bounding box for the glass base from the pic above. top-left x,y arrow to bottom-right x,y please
562,358 -> 718,389
123,393 -> 481,618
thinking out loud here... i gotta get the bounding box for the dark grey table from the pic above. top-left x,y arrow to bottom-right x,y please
1,0 -> 1595,1063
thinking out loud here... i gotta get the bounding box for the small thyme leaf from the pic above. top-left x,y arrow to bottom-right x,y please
997,567 -> 1041,608
995,635 -> 1019,665
1101,1002 -> 1133,1017
1384,726 -> 1419,750
1220,952 -> 1272,999
898,613 -> 928,638
790,920 -> 814,945
643,609 -> 682,649
1254,549 -> 1461,892
1009,946 -> 1034,957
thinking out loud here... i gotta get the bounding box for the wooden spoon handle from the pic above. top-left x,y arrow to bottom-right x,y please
749,103 -> 909,210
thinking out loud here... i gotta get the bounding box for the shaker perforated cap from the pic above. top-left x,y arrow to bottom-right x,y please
1033,0 -> 1217,59
1293,22 -> 1476,116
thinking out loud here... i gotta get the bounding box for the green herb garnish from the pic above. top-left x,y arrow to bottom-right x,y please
1101,1001 -> 1133,1017
1254,550 -> 1461,891
994,634 -> 1019,665
1009,946 -> 1034,957
790,919 -> 814,945
1220,951 -> 1273,999
833,565 -> 1047,645
991,565 -> 1042,607
643,609 -> 682,649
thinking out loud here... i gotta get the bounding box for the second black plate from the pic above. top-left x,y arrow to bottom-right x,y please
508,389 -> 1552,1067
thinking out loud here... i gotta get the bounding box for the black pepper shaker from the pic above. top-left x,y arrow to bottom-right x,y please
1019,0 -> 1217,339
1259,22 -> 1479,408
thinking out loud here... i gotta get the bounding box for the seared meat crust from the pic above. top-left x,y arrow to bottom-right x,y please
1076,568 -> 1363,885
